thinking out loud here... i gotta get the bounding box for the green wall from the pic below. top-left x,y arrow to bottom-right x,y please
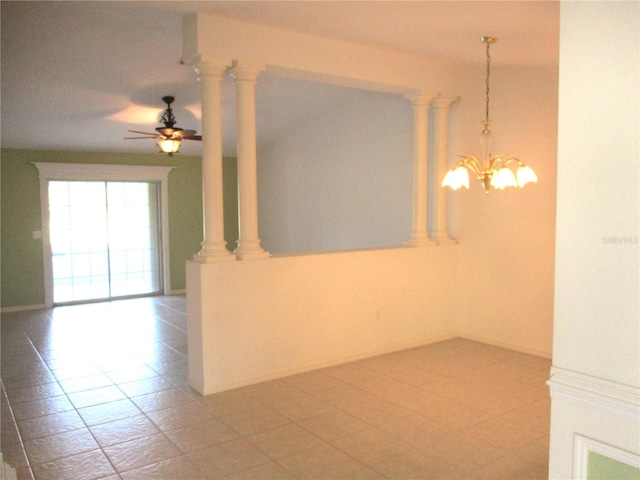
588,452 -> 640,480
1,149 -> 238,309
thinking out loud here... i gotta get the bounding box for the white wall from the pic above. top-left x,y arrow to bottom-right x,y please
257,79 -> 413,254
187,246 -> 458,394
450,63 -> 559,357
549,2 -> 639,478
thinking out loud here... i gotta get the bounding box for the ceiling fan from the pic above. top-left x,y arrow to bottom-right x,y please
125,96 -> 201,156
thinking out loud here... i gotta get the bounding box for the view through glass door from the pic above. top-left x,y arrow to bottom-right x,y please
48,180 -> 162,304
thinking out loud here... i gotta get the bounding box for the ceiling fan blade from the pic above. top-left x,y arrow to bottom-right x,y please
183,135 -> 202,141
128,130 -> 159,136
124,136 -> 157,140
181,130 -> 197,137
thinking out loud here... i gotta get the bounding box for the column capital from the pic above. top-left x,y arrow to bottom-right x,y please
430,95 -> 459,109
193,57 -> 233,77
404,93 -> 434,106
230,60 -> 267,82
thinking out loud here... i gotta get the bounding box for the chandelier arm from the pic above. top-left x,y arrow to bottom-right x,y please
502,157 -> 522,166
461,153 -> 483,176
488,154 -> 507,170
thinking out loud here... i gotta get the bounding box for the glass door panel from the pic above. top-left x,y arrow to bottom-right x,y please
48,180 -> 161,305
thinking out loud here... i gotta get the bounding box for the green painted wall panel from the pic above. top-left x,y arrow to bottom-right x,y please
1,149 -> 238,308
588,451 -> 640,480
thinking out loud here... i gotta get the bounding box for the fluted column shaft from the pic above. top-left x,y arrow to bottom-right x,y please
431,96 -> 458,244
405,94 -> 436,247
193,59 -> 235,262
230,61 -> 269,260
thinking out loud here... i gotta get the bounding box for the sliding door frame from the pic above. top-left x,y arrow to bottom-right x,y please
33,162 -> 174,308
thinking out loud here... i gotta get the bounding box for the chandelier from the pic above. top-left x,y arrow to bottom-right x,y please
442,37 -> 537,194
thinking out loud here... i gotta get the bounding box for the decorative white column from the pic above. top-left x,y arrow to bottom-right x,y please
193,58 -> 236,262
431,95 -> 458,245
404,94 -> 437,247
230,61 -> 269,260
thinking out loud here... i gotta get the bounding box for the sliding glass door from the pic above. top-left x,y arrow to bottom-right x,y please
48,180 -> 161,304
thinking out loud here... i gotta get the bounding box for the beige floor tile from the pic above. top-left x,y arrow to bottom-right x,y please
219,461 -> 298,480
164,418 -> 239,454
277,443 -> 383,479
103,432 -> 182,472
322,362 -> 379,383
58,373 -> 114,394
146,401 -> 215,431
199,389 -> 262,417
67,385 -> 127,409
1,418 -> 21,446
3,381 -> 64,405
188,439 -> 270,479
219,405 -> 291,436
282,370 -> 345,393
268,391 -> 336,421
1,372 -> 57,391
462,415 -> 548,451
130,387 -> 195,413
377,413 -> 456,448
427,431 -> 510,472
106,364 -> 159,384
89,414 -> 161,448
385,365 -> 449,386
470,451 -> 549,480
350,374 -> 413,397
24,428 -> 99,466
351,353 -> 413,374
11,395 -> 75,421
31,449 -> 116,480
371,448 -> 470,480
17,410 -> 85,441
297,409 -> 371,441
120,455 -> 206,480
199,389 -> 263,417
77,398 -> 142,426
117,375 -> 175,398
332,427 -> 415,466
247,423 -> 325,459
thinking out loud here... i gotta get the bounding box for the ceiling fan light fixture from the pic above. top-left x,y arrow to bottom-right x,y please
124,96 -> 200,156
157,137 -> 181,156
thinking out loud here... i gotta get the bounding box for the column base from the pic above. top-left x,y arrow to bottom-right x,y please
235,238 -> 270,260
193,251 -> 236,263
235,249 -> 270,260
404,235 -> 437,247
194,242 -> 236,263
433,235 -> 458,246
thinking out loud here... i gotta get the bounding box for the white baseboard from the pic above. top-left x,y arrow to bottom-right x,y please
460,333 -> 552,359
1,304 -> 46,313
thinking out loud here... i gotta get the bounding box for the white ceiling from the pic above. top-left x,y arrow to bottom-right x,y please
1,1 -> 559,157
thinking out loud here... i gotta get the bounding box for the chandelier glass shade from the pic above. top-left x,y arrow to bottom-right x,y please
442,37 -> 537,194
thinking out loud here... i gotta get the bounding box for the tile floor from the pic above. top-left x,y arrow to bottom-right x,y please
1,295 -> 551,479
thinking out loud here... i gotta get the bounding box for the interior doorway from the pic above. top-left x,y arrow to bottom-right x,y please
48,180 -> 162,304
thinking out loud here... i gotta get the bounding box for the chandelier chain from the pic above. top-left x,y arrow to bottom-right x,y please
485,40 -> 491,123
